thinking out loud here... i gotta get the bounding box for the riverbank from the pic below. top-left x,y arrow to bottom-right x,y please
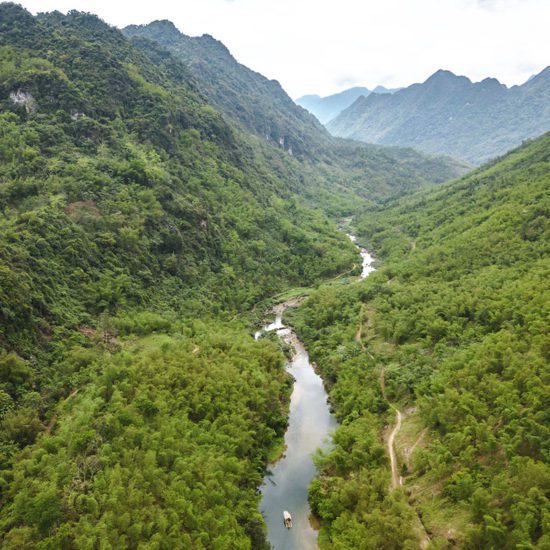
257,298 -> 337,550
257,229 -> 376,549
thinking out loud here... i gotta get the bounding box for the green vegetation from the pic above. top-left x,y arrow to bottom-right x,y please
0,321 -> 291,549
289,134 -> 550,548
328,68 -> 550,165
0,4 -> 362,353
0,5 -> 359,547
1,3 -> 545,548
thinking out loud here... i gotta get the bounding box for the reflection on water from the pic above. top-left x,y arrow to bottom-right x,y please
259,323 -> 337,550
258,233 -> 376,549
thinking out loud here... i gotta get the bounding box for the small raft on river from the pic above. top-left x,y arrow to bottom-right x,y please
283,511 -> 292,529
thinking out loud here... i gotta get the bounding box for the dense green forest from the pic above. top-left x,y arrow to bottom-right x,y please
0,5 -> 360,547
0,320 -> 293,549
0,4 -> 463,547
288,134 -> 550,548
1,3 -> 547,549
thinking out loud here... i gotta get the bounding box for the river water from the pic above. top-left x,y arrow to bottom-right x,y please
258,235 -> 374,550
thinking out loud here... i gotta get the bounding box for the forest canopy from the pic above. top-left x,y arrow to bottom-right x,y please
289,134 -> 550,549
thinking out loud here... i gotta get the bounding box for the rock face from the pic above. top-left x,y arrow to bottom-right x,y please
327,67 -> 550,164
9,90 -> 36,113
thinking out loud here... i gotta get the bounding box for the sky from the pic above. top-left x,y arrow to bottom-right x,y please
16,0 -> 550,98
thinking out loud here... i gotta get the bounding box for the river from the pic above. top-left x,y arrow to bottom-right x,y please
258,233 -> 375,550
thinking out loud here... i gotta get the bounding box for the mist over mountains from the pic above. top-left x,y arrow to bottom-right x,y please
296,86 -> 401,125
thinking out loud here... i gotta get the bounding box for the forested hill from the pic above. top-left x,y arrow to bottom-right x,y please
123,19 -> 333,159
122,19 -> 469,195
328,67 -> 550,164
0,7 -> 363,546
289,134 -> 550,548
0,3 -> 364,351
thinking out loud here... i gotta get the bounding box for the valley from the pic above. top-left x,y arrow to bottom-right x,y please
0,3 -> 548,549
258,230 -> 375,549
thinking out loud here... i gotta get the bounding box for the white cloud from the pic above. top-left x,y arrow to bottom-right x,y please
18,0 -> 550,97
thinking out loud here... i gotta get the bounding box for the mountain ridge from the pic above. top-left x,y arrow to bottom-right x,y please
328,67 -> 550,164
296,85 -> 399,124
123,19 -> 332,160
122,20 -> 468,203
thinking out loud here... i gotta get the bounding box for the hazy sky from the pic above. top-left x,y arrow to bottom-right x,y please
17,0 -> 550,98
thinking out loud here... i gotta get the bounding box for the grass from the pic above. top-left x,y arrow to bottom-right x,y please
392,409 -> 472,546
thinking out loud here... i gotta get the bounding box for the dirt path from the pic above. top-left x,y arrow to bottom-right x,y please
388,408 -> 403,489
387,409 -> 431,547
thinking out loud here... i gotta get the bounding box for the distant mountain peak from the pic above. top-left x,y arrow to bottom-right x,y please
373,85 -> 401,94
479,76 -> 505,90
328,66 -> 550,165
134,19 -> 181,37
425,69 -> 467,83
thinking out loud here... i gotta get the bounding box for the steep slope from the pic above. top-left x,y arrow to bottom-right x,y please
0,7 -> 359,547
328,68 -> 550,164
0,5 -> 360,351
122,21 -> 468,200
123,20 -> 332,160
289,134 -> 550,548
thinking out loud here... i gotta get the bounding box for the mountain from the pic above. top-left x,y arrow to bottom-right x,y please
0,6 -> 366,547
289,133 -> 550,547
0,5 -> 470,548
296,87 -> 371,124
123,20 -> 333,160
122,20 -> 467,202
328,68 -> 550,164
296,85 -> 400,124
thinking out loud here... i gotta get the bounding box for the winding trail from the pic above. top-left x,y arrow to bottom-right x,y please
388,408 -> 403,489
406,428 -> 428,469
346,224 -> 430,547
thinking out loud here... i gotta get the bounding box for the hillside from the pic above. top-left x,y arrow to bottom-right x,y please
0,5 -> 365,350
288,134 -> 550,548
0,6 -> 362,547
123,20 -> 333,160
296,85 -> 399,125
328,68 -> 550,164
122,20 -> 468,200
